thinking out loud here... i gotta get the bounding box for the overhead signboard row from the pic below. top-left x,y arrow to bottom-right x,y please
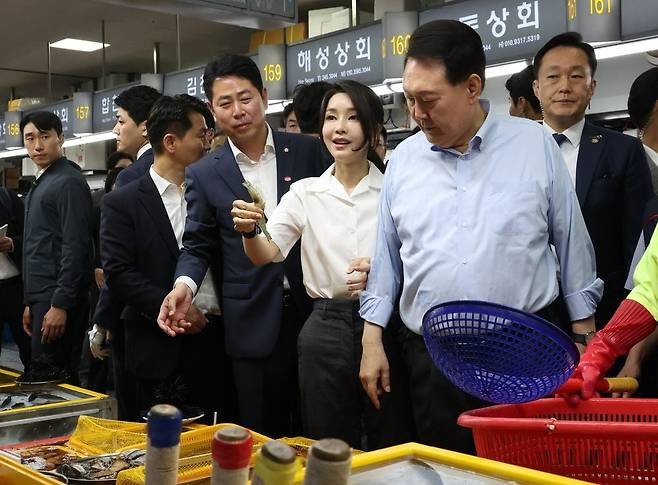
2,0 -> 657,149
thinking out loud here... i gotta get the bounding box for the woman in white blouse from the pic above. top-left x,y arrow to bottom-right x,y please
231,80 -> 385,448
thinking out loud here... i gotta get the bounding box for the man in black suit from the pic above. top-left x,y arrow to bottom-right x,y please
112,85 -> 161,187
158,54 -> 329,437
91,86 -> 161,417
20,111 -> 93,382
101,95 -> 215,418
0,187 -> 31,369
533,32 -> 653,333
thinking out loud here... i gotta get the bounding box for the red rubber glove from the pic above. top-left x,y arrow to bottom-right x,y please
573,299 -> 655,400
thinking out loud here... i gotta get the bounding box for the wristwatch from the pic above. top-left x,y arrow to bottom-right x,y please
572,330 -> 596,345
241,225 -> 260,239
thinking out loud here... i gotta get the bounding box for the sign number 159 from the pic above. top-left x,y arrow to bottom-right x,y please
263,64 -> 282,82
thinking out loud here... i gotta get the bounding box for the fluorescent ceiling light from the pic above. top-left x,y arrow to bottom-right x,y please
50,38 -> 110,52
64,132 -> 116,147
595,37 -> 658,60
388,82 -> 404,93
485,60 -> 529,79
0,148 -> 27,159
371,84 -> 393,96
266,101 -> 288,114
0,132 -> 117,159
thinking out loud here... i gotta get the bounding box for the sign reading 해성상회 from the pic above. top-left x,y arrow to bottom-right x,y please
286,22 -> 383,95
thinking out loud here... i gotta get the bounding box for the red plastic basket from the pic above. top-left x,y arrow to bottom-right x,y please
458,398 -> 658,484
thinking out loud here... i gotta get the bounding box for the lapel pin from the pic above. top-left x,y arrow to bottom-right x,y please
591,137 -> 599,144
283,147 -> 289,153
283,176 -> 292,182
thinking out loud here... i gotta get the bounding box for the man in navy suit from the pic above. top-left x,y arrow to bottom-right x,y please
158,54 -> 329,437
533,32 -> 653,333
101,95 -> 216,418
112,85 -> 161,187
91,84 -> 161,418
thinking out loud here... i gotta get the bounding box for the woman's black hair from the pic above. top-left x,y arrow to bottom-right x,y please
628,67 -> 658,132
106,151 -> 134,170
319,80 -> 385,173
105,166 -> 126,193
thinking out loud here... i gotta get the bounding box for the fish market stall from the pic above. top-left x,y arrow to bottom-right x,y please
0,368 -> 116,447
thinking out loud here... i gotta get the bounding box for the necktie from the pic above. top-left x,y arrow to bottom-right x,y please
553,133 -> 568,146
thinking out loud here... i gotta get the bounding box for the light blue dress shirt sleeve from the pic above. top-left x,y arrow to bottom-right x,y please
545,132 -> 604,321
359,165 -> 402,328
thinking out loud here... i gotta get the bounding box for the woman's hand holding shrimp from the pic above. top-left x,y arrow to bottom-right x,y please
231,200 -> 263,234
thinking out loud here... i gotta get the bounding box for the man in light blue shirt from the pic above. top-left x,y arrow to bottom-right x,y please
359,20 -> 603,453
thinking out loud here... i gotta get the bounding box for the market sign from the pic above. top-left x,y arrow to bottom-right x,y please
567,0 -> 620,43
92,82 -> 139,132
0,115 -> 6,150
248,0 -> 295,19
164,67 -> 206,100
621,0 -> 658,40
4,111 -> 22,149
382,11 -> 419,80
183,0 -> 296,20
26,100 -> 75,139
286,22 -> 383,95
73,92 -> 93,136
420,0 -> 568,64
258,44 -> 287,100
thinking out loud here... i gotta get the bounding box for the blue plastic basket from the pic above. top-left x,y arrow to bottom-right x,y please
422,301 -> 580,404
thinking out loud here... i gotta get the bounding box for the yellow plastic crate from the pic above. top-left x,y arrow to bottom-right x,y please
117,424 -> 272,485
0,453 -> 64,484
292,442 -> 594,484
67,415 -> 148,455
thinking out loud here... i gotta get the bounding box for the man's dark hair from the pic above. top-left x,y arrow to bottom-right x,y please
20,111 -> 63,136
533,32 -> 597,78
505,65 -> 541,113
628,67 -> 658,131
106,151 -> 134,170
282,103 -> 295,127
203,54 -> 263,101
114,85 -> 162,125
405,19 -> 486,90
320,80 -> 385,173
147,94 -> 208,155
293,81 -> 334,134
186,95 -> 215,131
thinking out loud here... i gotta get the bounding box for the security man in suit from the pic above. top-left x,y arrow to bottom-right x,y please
101,94 -> 216,418
20,111 -> 93,383
533,32 -> 653,333
158,54 -> 330,437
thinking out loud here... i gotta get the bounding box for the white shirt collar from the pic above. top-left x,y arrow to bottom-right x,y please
543,118 -> 586,149
645,144 -> 658,165
137,143 -> 152,161
149,166 -> 183,196
227,124 -> 275,164
308,162 -> 384,195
